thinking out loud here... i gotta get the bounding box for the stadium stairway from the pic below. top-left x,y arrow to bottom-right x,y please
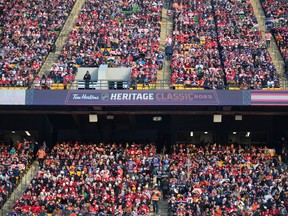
157,3 -> 173,90
149,199 -> 169,216
38,0 -> 86,78
1,161 -> 39,215
158,199 -> 169,216
250,0 -> 285,82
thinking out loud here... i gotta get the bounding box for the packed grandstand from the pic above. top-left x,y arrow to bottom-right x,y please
0,140 -> 287,215
0,0 -> 288,215
0,0 -> 286,90
0,140 -> 34,209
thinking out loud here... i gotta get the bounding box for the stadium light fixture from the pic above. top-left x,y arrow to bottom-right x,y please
213,114 -> 222,123
153,116 -> 162,121
235,115 -> 242,121
25,131 -> 31,136
190,132 -> 194,137
204,131 -> 208,134
107,115 -> 114,120
89,114 -> 98,122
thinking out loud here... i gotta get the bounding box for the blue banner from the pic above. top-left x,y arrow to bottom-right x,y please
25,90 -> 249,106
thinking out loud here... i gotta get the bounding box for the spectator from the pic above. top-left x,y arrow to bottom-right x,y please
265,31 -> 272,48
165,45 -> 173,61
36,148 -> 45,168
83,71 -> 91,89
157,52 -> 165,70
160,176 -> 169,200
151,185 -> 161,214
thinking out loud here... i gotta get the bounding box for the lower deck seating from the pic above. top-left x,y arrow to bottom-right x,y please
0,141 -> 34,209
12,142 -> 160,215
168,143 -> 288,215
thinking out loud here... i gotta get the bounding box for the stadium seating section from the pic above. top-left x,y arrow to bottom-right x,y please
0,140 -> 34,209
0,0 -> 76,89
170,0 -> 279,90
48,0 -> 163,88
261,0 -> 288,74
0,0 -> 285,90
12,142 -> 158,215
8,141 -> 288,215
168,143 -> 288,215
169,0 -> 223,89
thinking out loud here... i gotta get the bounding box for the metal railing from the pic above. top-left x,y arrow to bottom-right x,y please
2,78 -> 288,90
280,78 -> 288,90
0,86 -> 29,90
41,79 -> 288,91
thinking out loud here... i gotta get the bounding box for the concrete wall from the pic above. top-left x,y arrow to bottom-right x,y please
106,67 -> 131,81
75,66 -> 131,81
73,65 -> 131,90
75,68 -> 98,81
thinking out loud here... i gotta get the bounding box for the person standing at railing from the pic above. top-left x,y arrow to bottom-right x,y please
83,71 -> 91,90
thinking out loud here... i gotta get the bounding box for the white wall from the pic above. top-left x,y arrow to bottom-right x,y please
73,65 -> 131,90
75,68 -> 98,81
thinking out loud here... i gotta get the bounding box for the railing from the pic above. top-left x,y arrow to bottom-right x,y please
0,85 -> 28,90
280,78 -> 288,90
35,79 -> 288,91
2,78 -> 288,90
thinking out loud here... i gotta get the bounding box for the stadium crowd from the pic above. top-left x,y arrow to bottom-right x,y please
0,0 -> 285,90
0,0 -> 75,88
11,142 -> 167,215
261,0 -> 288,77
169,0 -> 224,89
49,0 -> 163,87
169,0 -> 280,89
0,138 -> 285,215
0,140 -> 34,209
214,0 -> 279,89
168,143 -> 288,215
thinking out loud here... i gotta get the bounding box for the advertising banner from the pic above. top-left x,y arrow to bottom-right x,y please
251,91 -> 288,105
0,90 -> 26,105
26,90 -> 249,106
